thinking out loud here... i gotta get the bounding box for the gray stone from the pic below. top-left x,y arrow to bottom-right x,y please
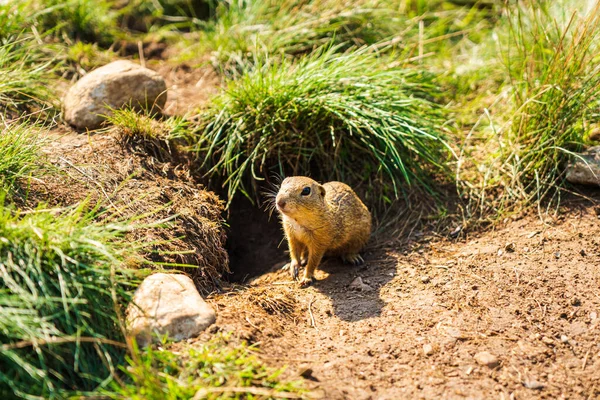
566,146 -> 600,186
349,276 -> 373,292
474,351 -> 500,368
523,380 -> 545,390
63,60 -> 167,130
126,273 -> 215,347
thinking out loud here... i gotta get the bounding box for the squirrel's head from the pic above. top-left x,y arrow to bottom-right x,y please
275,176 -> 326,220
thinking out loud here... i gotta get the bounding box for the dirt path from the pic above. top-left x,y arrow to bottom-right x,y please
210,204 -> 600,399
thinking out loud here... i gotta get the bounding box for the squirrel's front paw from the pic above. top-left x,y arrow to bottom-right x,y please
298,275 -> 316,287
287,260 -> 299,280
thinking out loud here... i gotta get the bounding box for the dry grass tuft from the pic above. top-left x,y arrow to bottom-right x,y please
248,290 -> 298,319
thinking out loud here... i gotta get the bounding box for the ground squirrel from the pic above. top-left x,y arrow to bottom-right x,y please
275,176 -> 371,286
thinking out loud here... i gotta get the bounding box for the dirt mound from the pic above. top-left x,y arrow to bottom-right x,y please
26,126 -> 228,294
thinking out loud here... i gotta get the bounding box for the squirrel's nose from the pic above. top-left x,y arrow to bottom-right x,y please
276,198 -> 286,209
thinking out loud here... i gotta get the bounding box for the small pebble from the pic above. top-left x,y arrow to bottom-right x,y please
446,328 -> 466,339
474,351 -> 500,368
554,251 -> 561,259
299,367 -> 318,381
421,276 -> 431,284
207,325 -> 220,334
349,277 -> 373,292
449,226 -> 462,238
523,380 -> 545,390
505,242 -> 516,252
423,344 -> 434,356
560,335 -> 569,343
571,297 -> 581,306
590,311 -> 597,321
541,336 -> 554,345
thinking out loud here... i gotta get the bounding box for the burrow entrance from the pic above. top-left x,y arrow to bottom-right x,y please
225,195 -> 288,282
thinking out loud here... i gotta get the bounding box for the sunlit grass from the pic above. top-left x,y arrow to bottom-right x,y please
108,334 -> 308,400
0,38 -> 56,114
458,1 -> 600,216
107,107 -> 191,161
0,121 -> 44,193
0,201 -> 147,398
193,46 -> 450,205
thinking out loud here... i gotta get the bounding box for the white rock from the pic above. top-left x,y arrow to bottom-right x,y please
63,60 -> 167,130
474,351 -> 500,368
566,146 -> 600,186
127,273 -> 215,347
423,343 -> 434,356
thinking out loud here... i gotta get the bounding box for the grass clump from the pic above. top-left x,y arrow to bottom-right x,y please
0,1 -> 119,82
67,42 -> 119,75
0,38 -> 56,114
194,47 -> 450,205
110,335 -> 308,400
503,2 -> 600,201
179,0 -> 495,77
0,1 -> 30,40
0,201 -> 144,399
123,0 -> 217,33
463,1 -> 600,214
107,107 -> 191,161
0,0 -> 119,46
30,0 -> 119,46
0,122 -> 43,193
180,0 -> 408,75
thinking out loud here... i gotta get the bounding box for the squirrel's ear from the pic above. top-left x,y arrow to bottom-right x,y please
318,184 -> 326,197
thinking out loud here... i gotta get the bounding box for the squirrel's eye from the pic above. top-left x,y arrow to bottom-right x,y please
301,187 -> 311,196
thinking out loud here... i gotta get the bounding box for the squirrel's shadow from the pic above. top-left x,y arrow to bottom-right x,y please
310,251 -> 396,322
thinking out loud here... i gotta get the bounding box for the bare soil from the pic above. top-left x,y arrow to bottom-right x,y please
155,61 -> 221,116
207,203 -> 600,400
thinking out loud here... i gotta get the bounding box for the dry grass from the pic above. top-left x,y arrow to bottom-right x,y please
248,289 -> 298,319
27,132 -> 229,295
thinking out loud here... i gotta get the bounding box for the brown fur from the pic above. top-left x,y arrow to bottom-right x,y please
275,176 -> 371,286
